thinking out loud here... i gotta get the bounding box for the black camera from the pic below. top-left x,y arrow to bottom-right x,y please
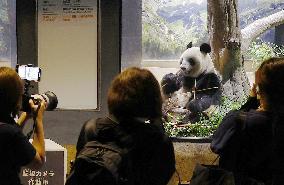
22,91 -> 58,113
16,64 -> 58,113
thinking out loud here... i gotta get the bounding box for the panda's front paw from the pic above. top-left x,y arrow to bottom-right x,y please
181,112 -> 201,124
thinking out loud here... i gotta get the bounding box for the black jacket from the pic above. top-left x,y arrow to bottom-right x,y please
75,117 -> 176,185
211,97 -> 273,184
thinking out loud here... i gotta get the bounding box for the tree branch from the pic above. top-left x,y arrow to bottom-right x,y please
241,10 -> 284,52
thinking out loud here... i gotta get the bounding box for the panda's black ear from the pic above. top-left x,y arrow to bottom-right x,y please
186,42 -> 193,49
200,43 -> 211,53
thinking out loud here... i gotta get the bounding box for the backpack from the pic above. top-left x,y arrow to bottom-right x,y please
66,140 -> 132,185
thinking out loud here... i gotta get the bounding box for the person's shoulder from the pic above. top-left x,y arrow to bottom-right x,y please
245,109 -> 270,119
136,121 -> 164,133
0,122 -> 21,135
212,110 -> 241,138
84,117 -> 116,131
221,110 -> 240,123
245,110 -> 271,128
140,123 -> 171,145
223,109 -> 268,125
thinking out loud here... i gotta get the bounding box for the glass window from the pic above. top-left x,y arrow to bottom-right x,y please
141,0 -> 284,137
142,0 -> 284,77
0,0 -> 16,68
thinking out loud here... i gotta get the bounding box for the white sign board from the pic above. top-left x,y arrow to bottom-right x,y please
37,0 -> 98,109
20,139 -> 67,185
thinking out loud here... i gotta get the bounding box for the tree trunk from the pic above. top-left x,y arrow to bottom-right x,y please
207,0 -> 250,101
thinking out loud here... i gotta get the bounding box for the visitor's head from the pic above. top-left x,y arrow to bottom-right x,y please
0,66 -> 23,117
255,57 -> 284,111
107,67 -> 162,121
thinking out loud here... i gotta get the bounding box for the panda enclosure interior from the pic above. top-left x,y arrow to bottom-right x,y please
142,0 -> 284,133
143,0 -> 284,100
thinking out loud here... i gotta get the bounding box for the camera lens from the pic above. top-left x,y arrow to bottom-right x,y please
21,91 -> 58,112
40,91 -> 58,111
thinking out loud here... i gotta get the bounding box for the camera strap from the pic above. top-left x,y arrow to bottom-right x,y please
26,102 -> 42,139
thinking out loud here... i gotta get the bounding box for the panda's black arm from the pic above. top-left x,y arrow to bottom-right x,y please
161,73 -> 182,96
207,73 -> 221,88
196,73 -> 220,94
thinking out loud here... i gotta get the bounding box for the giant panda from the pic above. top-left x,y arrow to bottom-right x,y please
161,42 -> 221,122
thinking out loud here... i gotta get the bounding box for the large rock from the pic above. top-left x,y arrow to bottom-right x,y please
167,138 -> 218,185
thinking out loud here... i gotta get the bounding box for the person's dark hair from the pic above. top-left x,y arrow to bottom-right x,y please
0,67 -> 23,117
107,67 -> 162,121
255,57 -> 284,183
256,58 -> 284,128
256,57 -> 284,110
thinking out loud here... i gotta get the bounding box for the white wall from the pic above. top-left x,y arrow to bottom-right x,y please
37,0 -> 98,109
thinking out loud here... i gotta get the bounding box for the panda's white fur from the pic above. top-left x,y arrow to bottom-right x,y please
179,47 -> 215,78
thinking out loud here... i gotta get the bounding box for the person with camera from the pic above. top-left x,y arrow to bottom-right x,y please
0,66 -> 46,185
211,57 -> 284,185
67,67 -> 175,185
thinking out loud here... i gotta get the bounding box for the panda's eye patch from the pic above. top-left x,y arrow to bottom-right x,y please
187,58 -> 195,66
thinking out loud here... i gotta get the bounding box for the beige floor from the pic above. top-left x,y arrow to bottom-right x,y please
64,145 -> 76,175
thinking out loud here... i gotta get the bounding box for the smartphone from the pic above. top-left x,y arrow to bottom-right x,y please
16,65 -> 41,82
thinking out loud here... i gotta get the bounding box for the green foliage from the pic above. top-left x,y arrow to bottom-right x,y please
142,0 -> 208,59
164,96 -> 247,137
0,1 -> 9,53
0,0 -> 9,24
142,20 -> 185,59
246,39 -> 284,68
142,0 -> 284,59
